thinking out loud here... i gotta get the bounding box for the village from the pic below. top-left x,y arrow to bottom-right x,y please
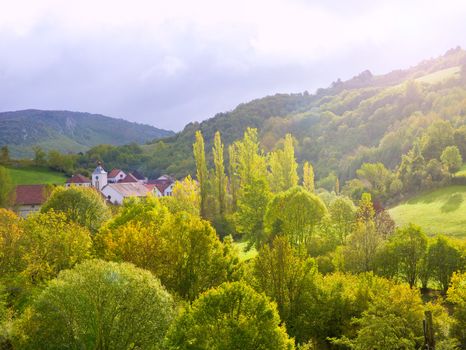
14,163 -> 175,217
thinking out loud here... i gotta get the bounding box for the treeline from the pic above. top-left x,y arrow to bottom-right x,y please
1,129 -> 465,348
343,119 -> 465,204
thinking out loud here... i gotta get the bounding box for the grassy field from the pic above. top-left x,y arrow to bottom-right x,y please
415,66 -> 461,84
7,166 -> 67,185
389,185 -> 466,238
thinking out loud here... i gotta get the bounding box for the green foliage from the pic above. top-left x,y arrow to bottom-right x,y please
441,145 -> 463,173
343,220 -> 382,273
96,198 -> 233,301
332,284 -> 424,349
0,146 -> 9,164
32,146 -> 47,167
212,131 -> 227,217
253,237 -> 317,343
328,196 -> 356,243
0,209 -> 22,279
41,186 -> 111,233
165,281 -> 295,350
162,175 -> 200,215
447,272 -> 466,345
421,120 -> 455,160
426,236 -> 463,292
0,166 -> 14,208
268,134 -> 299,192
302,161 -> 315,193
13,260 -> 175,350
377,224 -> 428,286
264,187 -> 327,250
20,210 -> 92,285
193,130 -> 209,218
232,128 -> 271,246
356,162 -> 393,199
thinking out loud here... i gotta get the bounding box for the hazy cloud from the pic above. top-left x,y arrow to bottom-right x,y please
1,0 -> 466,130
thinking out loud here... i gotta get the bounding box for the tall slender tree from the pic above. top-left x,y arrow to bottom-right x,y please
233,128 -> 270,246
303,161 -> 315,193
269,134 -> 299,192
228,144 -> 239,211
0,166 -> 14,208
213,131 -> 227,216
193,130 -> 208,218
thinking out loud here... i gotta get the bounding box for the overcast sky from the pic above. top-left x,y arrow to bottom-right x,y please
1,0 -> 466,131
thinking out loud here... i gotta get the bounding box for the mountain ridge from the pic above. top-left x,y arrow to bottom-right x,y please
0,109 -> 174,157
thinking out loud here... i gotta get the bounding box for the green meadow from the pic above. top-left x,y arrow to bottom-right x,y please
7,166 -> 66,185
389,185 -> 466,238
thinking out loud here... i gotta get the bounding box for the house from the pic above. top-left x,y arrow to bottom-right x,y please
131,170 -> 148,184
65,174 -> 91,187
119,173 -> 139,183
101,182 -> 151,205
147,175 -> 175,197
107,169 -> 126,183
14,184 -> 49,217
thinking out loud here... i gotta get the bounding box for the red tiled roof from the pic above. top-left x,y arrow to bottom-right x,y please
119,173 -> 138,183
147,179 -> 173,193
131,170 -> 146,181
108,168 -> 123,178
66,174 -> 91,184
15,185 -> 48,205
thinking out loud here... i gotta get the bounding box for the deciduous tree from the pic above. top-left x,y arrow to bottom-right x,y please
302,161 -> 315,193
165,281 -> 294,350
193,130 -> 208,218
264,187 -> 327,250
41,186 -> 110,233
268,134 -> 299,192
14,260 -> 175,350
0,166 -> 14,208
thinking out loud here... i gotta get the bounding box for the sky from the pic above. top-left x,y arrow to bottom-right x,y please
1,0 -> 466,131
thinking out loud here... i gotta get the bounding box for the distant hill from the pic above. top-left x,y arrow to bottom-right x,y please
118,47 -> 466,179
0,110 -> 174,158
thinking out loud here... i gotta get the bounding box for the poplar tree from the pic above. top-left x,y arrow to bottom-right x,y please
193,130 -> 208,218
268,134 -> 298,192
228,144 -> 239,211
303,161 -> 315,193
233,128 -> 270,246
213,131 -> 227,216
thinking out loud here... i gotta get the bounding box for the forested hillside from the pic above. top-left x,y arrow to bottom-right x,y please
84,47 -> 466,181
0,109 -> 174,157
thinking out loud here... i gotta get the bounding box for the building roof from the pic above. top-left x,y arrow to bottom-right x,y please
120,173 -> 139,183
108,168 -> 124,178
131,170 -> 146,181
157,174 -> 175,181
147,178 -> 173,193
66,174 -> 91,184
15,184 -> 48,205
92,164 -> 107,175
104,183 -> 149,197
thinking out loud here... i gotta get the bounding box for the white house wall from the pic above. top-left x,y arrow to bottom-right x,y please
101,186 -> 125,205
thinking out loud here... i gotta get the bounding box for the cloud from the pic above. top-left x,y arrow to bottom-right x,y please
0,0 -> 466,130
